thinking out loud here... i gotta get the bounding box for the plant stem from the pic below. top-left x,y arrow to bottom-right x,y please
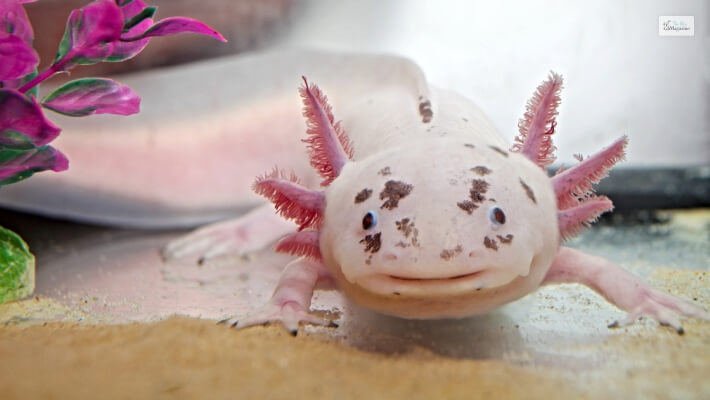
18,57 -> 70,94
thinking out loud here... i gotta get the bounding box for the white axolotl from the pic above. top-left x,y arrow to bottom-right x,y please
1,51 -> 707,334
211,73 -> 709,335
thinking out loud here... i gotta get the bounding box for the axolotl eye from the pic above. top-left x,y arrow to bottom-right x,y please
489,206 -> 506,225
362,211 -> 378,230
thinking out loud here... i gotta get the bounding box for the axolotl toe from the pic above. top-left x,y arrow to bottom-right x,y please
226,74 -> 710,335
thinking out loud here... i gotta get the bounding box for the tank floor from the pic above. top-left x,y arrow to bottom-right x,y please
1,209 -> 709,399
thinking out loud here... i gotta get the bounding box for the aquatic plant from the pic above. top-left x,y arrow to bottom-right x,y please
0,0 -> 225,302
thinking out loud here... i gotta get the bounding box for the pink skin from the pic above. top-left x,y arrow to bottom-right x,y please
221,257 -> 335,335
161,203 -> 295,264
214,75 -> 709,334
544,247 -> 710,334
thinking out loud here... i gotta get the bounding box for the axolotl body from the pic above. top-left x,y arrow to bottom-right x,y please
2,51 -> 705,333
215,73 -> 710,333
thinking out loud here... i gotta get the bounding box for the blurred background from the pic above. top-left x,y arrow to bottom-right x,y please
26,0 -> 709,168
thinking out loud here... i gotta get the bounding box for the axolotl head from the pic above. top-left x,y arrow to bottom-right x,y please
255,76 -> 627,319
319,139 -> 559,318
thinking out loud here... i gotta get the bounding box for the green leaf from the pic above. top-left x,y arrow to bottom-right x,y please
22,70 -> 39,99
0,146 -> 69,186
123,6 -> 156,32
0,225 -> 35,303
54,15 -> 74,64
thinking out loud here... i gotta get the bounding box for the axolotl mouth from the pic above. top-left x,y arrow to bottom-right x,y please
357,269 -> 495,297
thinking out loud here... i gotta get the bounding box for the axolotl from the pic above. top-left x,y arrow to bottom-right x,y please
205,72 -> 710,334
1,51 -> 706,334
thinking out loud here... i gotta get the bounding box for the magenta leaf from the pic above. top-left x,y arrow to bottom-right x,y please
55,0 -> 123,66
123,5 -> 155,31
121,17 -> 227,42
0,32 -> 38,81
0,89 -> 60,148
41,78 -> 140,117
0,145 -> 68,186
105,0 -> 152,62
0,0 -> 34,44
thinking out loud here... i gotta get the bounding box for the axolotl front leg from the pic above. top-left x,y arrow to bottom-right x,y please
222,255 -> 336,335
545,247 -> 710,334
514,73 -> 710,333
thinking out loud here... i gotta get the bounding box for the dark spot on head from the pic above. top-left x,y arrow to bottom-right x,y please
483,236 -> 498,251
519,178 -> 537,204
378,166 -> 391,176
469,179 -> 489,203
354,188 -> 372,204
411,230 -> 420,247
476,287 -> 482,291
457,200 -> 478,214
440,245 -> 463,261
360,232 -> 382,254
464,143 -> 475,149
489,145 -> 509,157
419,99 -> 433,123
396,218 -> 419,247
380,180 -> 414,210
462,117 -> 469,122
393,291 -> 401,296
395,218 -> 414,238
471,166 -> 492,176
497,234 -> 514,244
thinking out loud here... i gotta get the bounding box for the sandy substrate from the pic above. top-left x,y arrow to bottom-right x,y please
1,307 -> 710,399
0,317 -> 577,400
1,209 -> 709,399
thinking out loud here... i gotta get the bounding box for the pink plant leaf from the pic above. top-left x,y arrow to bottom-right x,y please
0,32 -> 38,81
55,0 -> 123,67
122,4 -> 154,29
0,89 -> 60,148
106,2 -> 153,62
41,78 -> 140,117
0,0 -> 34,44
117,0 -> 149,18
121,16 -> 227,42
0,145 -> 68,186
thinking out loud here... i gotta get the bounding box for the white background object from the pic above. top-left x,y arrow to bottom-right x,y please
272,0 -> 709,167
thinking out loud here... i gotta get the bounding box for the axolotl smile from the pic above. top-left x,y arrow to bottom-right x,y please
319,139 -> 559,318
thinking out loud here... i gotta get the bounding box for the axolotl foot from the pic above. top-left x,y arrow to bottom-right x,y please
219,302 -> 337,336
605,285 -> 710,335
162,204 -> 296,264
545,247 -> 710,334
219,257 -> 336,335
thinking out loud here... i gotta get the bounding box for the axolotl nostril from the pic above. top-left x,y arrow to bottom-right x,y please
212,71 -> 710,334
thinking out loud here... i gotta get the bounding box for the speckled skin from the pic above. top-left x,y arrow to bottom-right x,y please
319,88 -> 559,318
